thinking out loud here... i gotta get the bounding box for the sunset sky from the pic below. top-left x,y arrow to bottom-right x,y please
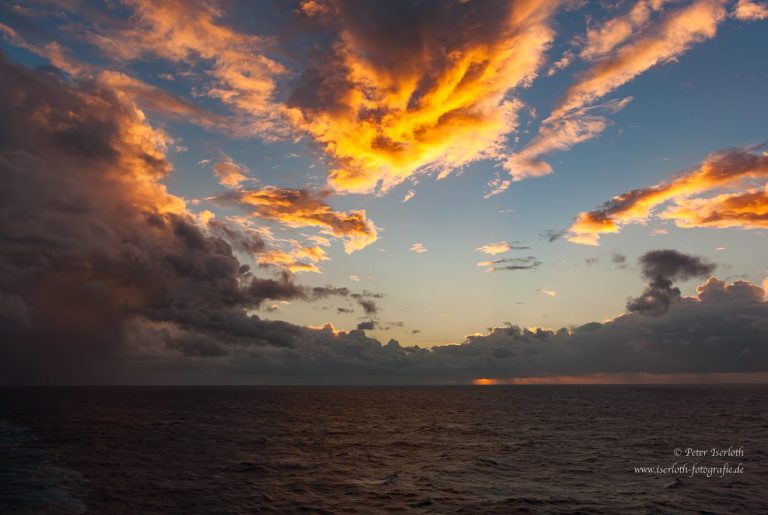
1,0 -> 767,383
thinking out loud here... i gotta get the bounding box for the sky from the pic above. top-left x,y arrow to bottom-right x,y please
1,0 -> 767,384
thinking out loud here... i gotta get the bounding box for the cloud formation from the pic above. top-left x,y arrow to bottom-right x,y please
286,0 -> 558,193
476,241 -> 513,255
104,273 -> 768,384
554,0 -> 726,119
580,0 -> 671,61
222,187 -> 378,253
503,97 -> 632,181
0,52 -> 315,382
627,250 -> 715,315
88,0 -> 290,137
477,257 -> 541,272
732,0 -> 768,20
212,159 -> 252,189
505,0 -> 727,182
567,147 -> 768,245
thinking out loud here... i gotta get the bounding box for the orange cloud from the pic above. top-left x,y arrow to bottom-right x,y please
554,0 -> 726,119
580,0 -> 670,60
91,0 -> 289,137
258,250 -> 321,274
99,71 -> 228,130
212,160 -> 252,189
568,148 -> 768,245
229,187 -> 378,253
503,98 -> 631,181
506,0 -> 726,182
286,0 -> 558,193
661,186 -> 768,229
732,0 -> 768,20
76,1 -> 561,195
1,20 -> 230,131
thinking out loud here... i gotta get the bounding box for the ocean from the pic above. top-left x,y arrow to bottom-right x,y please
1,386 -> 766,513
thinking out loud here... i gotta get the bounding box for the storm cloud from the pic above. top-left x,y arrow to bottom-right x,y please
626,250 -> 716,315
0,53 -> 324,382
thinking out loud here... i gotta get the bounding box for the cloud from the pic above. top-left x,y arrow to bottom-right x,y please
553,0 -> 726,119
504,97 -> 632,181
477,256 -> 541,272
3,1 -> 560,196
257,250 -> 321,274
626,249 -> 715,315
732,0 -> 768,20
612,253 -> 628,268
567,147 -> 768,245
212,159 -> 252,189
401,190 -> 416,203
0,23 -> 229,130
96,71 -> 229,130
357,299 -> 379,315
356,320 -> 376,331
545,50 -> 574,76
120,273 -> 768,384
0,52 -> 313,382
540,229 -> 564,242
476,241 -> 512,255
410,243 -> 428,253
87,0 -> 290,137
661,186 -> 768,230
286,0 -> 559,194
222,187 -> 378,253
580,0 -> 670,61
538,287 -> 557,297
506,0 -> 726,182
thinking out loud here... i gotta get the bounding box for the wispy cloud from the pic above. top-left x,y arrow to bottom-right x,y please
504,0 -> 727,182
538,287 -> 556,297
567,147 -> 768,245
478,256 -> 541,272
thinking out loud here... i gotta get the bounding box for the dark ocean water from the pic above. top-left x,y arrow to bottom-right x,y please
0,386 -> 766,514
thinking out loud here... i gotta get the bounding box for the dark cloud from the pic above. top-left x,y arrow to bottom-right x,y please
481,256 -> 541,272
0,53 -> 313,382
357,299 -> 378,315
611,253 -> 627,268
206,219 -> 266,257
310,286 -> 351,299
121,275 -> 768,384
356,320 -> 376,331
627,250 -> 716,316
585,257 -> 599,266
337,307 -> 354,314
540,229 -> 563,242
